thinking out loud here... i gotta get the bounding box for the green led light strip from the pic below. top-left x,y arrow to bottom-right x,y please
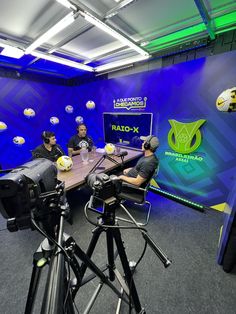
149,186 -> 205,212
146,11 -> 236,52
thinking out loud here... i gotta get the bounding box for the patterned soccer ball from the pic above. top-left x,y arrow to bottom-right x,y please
50,116 -> 59,125
75,116 -> 84,124
86,100 -> 95,110
216,87 -> 236,112
104,143 -> 115,155
13,136 -> 25,145
56,156 -> 73,171
65,105 -> 74,113
0,121 -> 7,132
23,108 -> 35,118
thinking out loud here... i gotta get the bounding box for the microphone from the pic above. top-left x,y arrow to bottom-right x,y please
116,151 -> 128,157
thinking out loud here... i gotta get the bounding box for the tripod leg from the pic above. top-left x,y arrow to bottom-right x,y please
112,228 -> 143,313
80,226 -> 104,277
106,227 -> 115,281
25,260 -> 44,314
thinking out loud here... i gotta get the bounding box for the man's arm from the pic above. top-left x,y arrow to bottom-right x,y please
119,174 -> 146,187
68,147 -> 81,157
123,168 -> 132,175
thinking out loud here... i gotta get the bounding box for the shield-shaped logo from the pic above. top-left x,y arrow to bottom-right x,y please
168,119 -> 206,154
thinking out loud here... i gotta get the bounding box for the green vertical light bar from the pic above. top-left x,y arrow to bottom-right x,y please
214,11 -> 236,29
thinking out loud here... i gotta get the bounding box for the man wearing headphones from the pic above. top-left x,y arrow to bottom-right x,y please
119,135 -> 159,187
68,123 -> 94,157
32,131 -> 65,162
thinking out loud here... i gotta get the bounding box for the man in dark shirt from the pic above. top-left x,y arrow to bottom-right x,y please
32,131 -> 65,162
68,123 -> 93,157
119,135 -> 159,187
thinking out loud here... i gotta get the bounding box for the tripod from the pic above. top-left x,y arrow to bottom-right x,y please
25,200 -> 145,313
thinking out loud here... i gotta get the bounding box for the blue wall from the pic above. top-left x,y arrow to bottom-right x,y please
1,50 -> 236,206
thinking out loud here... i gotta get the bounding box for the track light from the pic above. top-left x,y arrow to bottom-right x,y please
79,11 -> 149,57
95,55 -> 149,72
31,51 -> 94,72
25,12 -> 75,54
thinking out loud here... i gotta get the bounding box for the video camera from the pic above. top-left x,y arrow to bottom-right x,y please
0,158 -> 62,232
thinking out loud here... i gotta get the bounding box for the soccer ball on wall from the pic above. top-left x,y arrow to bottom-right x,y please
50,116 -> 60,125
0,121 -> 7,132
104,143 -> 115,155
23,108 -> 35,118
75,116 -> 84,124
56,156 -> 73,171
216,87 -> 236,112
86,100 -> 95,110
13,136 -> 25,145
65,105 -> 74,113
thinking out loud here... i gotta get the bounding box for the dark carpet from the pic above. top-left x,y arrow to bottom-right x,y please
0,187 -> 236,314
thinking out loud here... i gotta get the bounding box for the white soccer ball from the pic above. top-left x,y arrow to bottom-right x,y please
56,156 -> 73,171
50,116 -> 59,125
0,121 -> 7,132
86,100 -> 95,110
104,143 -> 115,155
216,87 -> 236,112
13,136 -> 25,145
65,105 -> 74,113
23,108 -> 35,118
75,116 -> 84,124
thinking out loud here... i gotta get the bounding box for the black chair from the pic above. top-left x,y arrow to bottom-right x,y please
117,166 -> 159,226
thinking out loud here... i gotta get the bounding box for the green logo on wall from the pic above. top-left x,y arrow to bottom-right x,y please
168,119 -> 206,154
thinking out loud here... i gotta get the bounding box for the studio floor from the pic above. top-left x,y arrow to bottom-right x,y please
0,187 -> 236,314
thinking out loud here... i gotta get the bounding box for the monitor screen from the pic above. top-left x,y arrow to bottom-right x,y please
103,112 -> 153,150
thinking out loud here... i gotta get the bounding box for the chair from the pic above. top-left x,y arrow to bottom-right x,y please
116,166 -> 159,226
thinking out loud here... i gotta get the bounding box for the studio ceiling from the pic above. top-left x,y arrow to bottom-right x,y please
0,0 -> 235,79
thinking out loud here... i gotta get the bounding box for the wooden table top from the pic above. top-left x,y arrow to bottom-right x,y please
57,148 -> 143,191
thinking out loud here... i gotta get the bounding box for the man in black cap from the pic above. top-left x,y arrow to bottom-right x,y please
119,135 -> 159,187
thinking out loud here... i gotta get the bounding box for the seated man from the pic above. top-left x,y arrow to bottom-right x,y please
68,123 -> 93,157
32,131 -> 65,162
119,135 -> 159,187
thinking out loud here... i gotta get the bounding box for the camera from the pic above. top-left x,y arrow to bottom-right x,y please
86,173 -> 122,214
0,158 -> 61,231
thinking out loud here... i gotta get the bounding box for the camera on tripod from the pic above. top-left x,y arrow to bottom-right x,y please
86,172 -> 123,214
0,158 -> 66,232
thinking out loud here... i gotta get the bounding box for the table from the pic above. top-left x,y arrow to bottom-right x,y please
57,148 -> 143,191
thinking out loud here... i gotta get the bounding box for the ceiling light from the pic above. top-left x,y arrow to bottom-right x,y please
79,11 -> 149,57
31,51 -> 94,72
95,55 -> 149,72
0,45 -> 24,59
25,12 -> 75,54
56,0 -> 77,11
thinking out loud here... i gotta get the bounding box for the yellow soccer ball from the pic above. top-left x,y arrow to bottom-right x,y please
0,121 -> 7,132
216,87 -> 236,112
86,100 -> 95,110
56,156 -> 73,171
13,136 -> 25,145
104,143 -> 115,155
23,108 -> 35,118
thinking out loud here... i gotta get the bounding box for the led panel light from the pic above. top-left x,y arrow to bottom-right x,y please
0,46 -> 24,59
31,51 -> 94,72
95,55 -> 149,72
25,12 -> 75,54
79,11 -> 149,57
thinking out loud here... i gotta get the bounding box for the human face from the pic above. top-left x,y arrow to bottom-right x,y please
141,140 -> 145,151
78,125 -> 87,137
49,136 -> 56,145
